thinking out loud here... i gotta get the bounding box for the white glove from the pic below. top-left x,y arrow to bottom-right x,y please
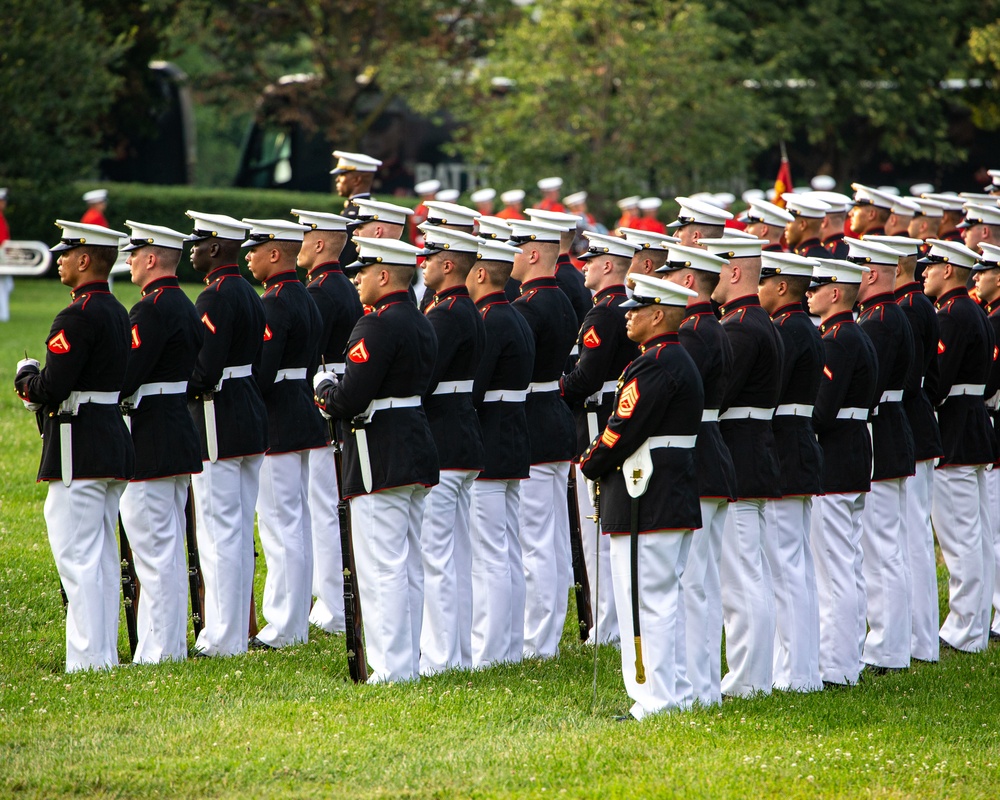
22,399 -> 42,412
313,371 -> 338,395
16,357 -> 40,373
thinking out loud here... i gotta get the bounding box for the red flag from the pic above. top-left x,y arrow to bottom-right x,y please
773,154 -> 792,209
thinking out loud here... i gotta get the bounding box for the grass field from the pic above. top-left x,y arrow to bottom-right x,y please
2,278 -> 999,799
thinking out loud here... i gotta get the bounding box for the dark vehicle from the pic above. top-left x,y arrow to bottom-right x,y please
100,61 -> 197,186
233,74 -> 488,194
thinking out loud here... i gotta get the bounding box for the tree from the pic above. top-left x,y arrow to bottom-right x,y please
967,21 -> 1000,133
0,0 -> 124,185
450,0 -> 771,203
171,0 -> 519,166
709,0 -> 994,184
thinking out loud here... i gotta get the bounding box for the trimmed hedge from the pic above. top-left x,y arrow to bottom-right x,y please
2,181 -> 417,282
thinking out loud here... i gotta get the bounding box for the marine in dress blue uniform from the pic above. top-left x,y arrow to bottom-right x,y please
561,231 -> 640,646
848,184 -> 891,239
417,202 -> 481,311
873,235 -> 944,662
293,209 -> 363,635
415,225 -> 486,674
508,217 -> 579,659
15,220 -> 134,672
964,202 -> 1000,634
971,243 -> 1000,640
756,251 -> 825,692
331,150 -> 382,270
579,273 -> 703,720
525,207 -> 592,327
243,218 -> 327,649
620,227 -> 676,287
476,216 -> 522,302
808,191 -> 853,259
185,212 -> 269,658
119,221 -> 204,664
704,234 -> 784,698
848,238 -> 917,673
743,198 -> 793,253
922,239 -> 997,653
466,238 -> 535,666
806,258 -> 878,686
658,244 -> 736,707
783,194 -> 833,262
314,237 -> 439,683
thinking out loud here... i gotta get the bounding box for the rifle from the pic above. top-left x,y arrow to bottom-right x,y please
118,515 -> 140,658
332,427 -> 368,683
183,484 -> 205,638
567,467 -> 594,642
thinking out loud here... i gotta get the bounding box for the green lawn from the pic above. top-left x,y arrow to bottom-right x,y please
1,278 -> 998,799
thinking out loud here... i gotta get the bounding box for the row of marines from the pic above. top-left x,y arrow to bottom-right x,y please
14,152 -> 1000,720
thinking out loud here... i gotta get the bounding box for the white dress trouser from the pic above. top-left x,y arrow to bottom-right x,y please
720,498 -> 776,697
420,469 -> 476,675
119,475 -> 190,664
470,478 -> 520,667
45,479 -> 126,673
933,465 -> 994,652
255,450 -> 313,648
763,495 -> 822,692
577,465 -> 618,644
906,460 -> 939,660
507,483 -> 527,665
553,462 -> 572,647
192,453 -> 262,656
0,275 -> 12,322
519,461 -> 571,659
859,477 -> 911,668
988,466 -> 1000,636
811,491 -> 866,684
308,446 -> 345,633
351,484 -> 427,683
611,530 -> 693,720
682,497 -> 728,706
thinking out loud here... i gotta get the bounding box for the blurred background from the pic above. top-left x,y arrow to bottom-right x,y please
2,0 -> 999,241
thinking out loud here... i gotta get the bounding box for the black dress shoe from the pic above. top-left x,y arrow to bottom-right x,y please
614,714 -> 634,722
190,649 -> 210,659
822,680 -> 849,690
862,665 -> 906,678
939,636 -> 960,653
248,636 -> 275,651
989,630 -> 1000,643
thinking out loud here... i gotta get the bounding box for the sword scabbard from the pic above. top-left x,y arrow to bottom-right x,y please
634,636 -> 646,684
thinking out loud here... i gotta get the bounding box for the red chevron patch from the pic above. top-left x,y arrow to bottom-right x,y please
47,330 -> 70,354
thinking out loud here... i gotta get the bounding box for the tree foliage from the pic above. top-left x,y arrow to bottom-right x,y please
709,0 -> 995,181
172,0 -> 519,151
967,21 -> 1000,132
0,0 -> 124,185
450,0 -> 771,201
